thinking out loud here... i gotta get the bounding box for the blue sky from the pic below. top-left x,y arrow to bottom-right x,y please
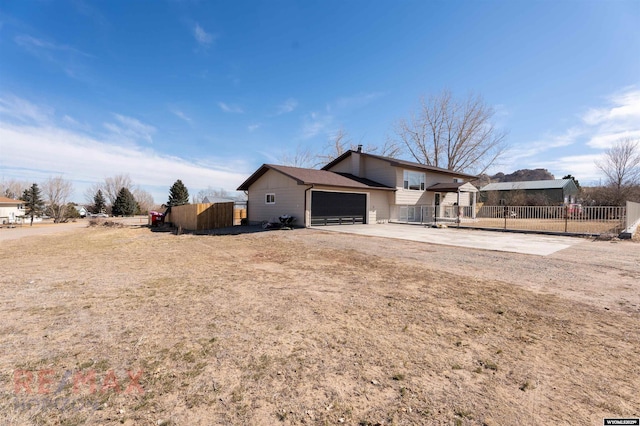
1,0 -> 639,203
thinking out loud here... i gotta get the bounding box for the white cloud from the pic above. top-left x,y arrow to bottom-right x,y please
0,94 -> 54,124
103,114 -> 156,144
511,87 -> 640,163
193,23 -> 215,46
582,87 -> 640,149
171,109 -> 192,123
248,123 -> 261,132
15,35 -> 93,57
218,102 -> 244,114
332,92 -> 383,111
0,121 -> 250,203
275,98 -> 298,115
14,34 -> 93,79
533,154 -> 604,184
63,115 -> 80,126
62,114 -> 91,131
301,111 -> 333,139
296,92 -> 382,140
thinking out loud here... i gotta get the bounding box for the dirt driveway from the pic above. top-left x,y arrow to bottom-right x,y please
0,216 -> 147,242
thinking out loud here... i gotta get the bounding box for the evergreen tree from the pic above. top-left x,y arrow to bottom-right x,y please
562,174 -> 581,193
21,183 -> 45,226
93,189 -> 106,214
112,187 -> 137,216
167,179 -> 190,207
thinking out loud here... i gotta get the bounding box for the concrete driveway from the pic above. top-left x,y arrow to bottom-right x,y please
313,223 -> 584,256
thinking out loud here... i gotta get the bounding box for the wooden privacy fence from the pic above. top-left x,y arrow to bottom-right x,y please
167,202 -> 233,231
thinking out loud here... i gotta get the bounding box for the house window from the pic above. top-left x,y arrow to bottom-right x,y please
265,193 -> 276,204
453,178 -> 463,183
403,170 -> 425,191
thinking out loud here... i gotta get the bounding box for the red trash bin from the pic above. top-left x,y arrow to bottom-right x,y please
149,211 -> 165,227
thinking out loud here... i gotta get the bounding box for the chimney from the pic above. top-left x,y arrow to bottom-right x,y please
352,146 -> 363,177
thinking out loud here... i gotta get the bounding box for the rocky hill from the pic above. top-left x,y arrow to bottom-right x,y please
491,169 -> 555,182
474,169 -> 555,187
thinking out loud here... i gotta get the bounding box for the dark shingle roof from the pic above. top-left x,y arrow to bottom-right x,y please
237,164 -> 394,191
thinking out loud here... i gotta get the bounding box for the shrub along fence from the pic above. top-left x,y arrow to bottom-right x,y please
464,205 -> 626,235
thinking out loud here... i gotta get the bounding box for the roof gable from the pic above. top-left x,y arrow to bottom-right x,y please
427,182 -> 478,193
322,150 -> 478,179
237,164 -> 394,191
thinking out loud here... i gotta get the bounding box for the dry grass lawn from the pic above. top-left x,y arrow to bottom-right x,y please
0,225 -> 638,425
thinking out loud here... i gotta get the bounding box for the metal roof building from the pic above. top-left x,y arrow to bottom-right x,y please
480,179 -> 579,205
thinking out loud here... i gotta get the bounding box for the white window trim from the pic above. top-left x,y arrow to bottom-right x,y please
265,193 -> 276,204
403,170 -> 425,191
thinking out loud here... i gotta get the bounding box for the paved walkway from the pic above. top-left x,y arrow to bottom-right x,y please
313,223 -> 584,256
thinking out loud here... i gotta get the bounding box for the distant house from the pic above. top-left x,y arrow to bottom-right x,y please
202,196 -> 235,204
75,205 -> 89,217
479,179 -> 579,206
0,196 -> 25,224
237,148 -> 479,227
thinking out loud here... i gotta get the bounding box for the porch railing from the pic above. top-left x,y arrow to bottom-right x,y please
394,205 -> 474,223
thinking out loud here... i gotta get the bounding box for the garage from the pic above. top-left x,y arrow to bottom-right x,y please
311,191 -> 367,225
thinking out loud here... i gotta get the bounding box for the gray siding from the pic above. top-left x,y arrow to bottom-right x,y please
360,156 -> 397,186
369,190 -> 393,223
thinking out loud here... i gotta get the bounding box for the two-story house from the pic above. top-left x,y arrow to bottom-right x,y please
0,196 -> 26,224
237,148 -> 478,227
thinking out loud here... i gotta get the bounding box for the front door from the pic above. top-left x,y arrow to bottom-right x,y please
434,193 -> 441,218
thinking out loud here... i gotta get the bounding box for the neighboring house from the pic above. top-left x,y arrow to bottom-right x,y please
479,179 -> 579,206
0,196 -> 26,224
237,148 -> 479,227
75,205 -> 89,217
202,196 -> 236,204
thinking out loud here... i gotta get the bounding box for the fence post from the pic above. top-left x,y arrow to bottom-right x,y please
564,205 -> 568,233
503,206 -> 507,230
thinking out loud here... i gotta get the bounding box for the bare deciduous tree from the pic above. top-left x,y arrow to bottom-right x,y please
133,188 -> 155,214
315,128 -> 402,166
104,174 -> 133,206
314,128 -> 352,166
278,144 -> 316,169
41,176 -> 74,223
595,137 -> 640,205
393,90 -> 507,174
0,178 -> 30,200
84,182 -> 103,206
